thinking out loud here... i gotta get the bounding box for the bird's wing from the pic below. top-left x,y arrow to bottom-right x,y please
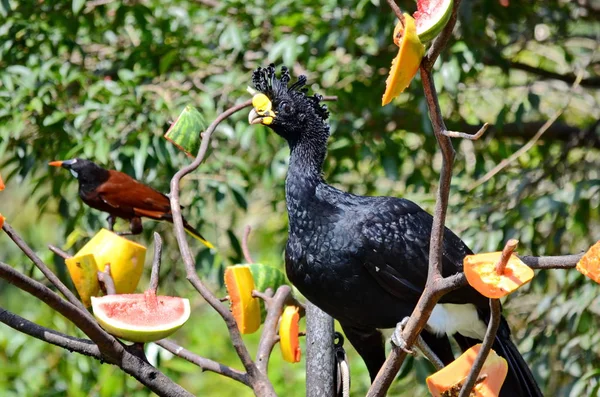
95,170 -> 171,219
359,197 -> 486,307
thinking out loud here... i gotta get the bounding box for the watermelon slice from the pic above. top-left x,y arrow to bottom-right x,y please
414,0 -> 454,43
91,292 -> 190,343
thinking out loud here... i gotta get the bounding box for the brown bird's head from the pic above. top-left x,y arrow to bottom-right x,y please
48,158 -> 108,184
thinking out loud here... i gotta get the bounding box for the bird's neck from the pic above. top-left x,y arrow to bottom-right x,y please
78,167 -> 110,194
285,126 -> 329,209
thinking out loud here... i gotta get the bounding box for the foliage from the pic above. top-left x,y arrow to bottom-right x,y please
1,0 -> 599,395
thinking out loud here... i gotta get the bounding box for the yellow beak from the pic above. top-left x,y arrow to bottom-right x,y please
248,93 -> 275,125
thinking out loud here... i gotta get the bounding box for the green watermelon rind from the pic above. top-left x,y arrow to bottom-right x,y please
164,105 -> 206,157
243,263 -> 288,322
91,295 -> 191,343
415,0 -> 454,43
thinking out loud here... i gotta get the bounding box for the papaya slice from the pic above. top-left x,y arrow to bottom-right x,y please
576,240 -> 600,284
464,251 -> 534,299
75,229 -> 147,294
382,14 -> 426,106
426,344 -> 508,397
0,213 -> 4,229
224,265 -> 261,334
0,172 -> 4,191
65,254 -> 101,307
246,263 -> 287,322
279,306 -> 301,363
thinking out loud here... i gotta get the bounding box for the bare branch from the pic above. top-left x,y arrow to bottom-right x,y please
242,225 -> 254,264
520,253 -> 583,270
416,335 -> 445,371
495,239 -> 519,275
48,244 -> 71,260
385,0 -> 405,27
256,285 -> 292,374
3,223 -> 87,312
97,264 -> 116,296
458,299 -> 501,397
0,261 -> 122,357
442,123 -> 489,140
150,232 -> 163,294
156,340 -> 249,386
0,307 -> 101,359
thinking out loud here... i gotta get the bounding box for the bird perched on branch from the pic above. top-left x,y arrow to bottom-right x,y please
248,65 -> 542,396
49,158 -> 213,249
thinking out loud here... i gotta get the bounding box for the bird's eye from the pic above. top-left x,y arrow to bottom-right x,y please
280,102 -> 292,113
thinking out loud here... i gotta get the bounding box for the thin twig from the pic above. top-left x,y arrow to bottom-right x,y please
242,225 -> 254,264
469,70 -> 585,190
0,307 -> 101,359
442,123 -> 489,140
385,0 -> 405,27
156,340 -> 250,386
256,285 -> 293,374
3,223 -> 87,312
48,244 -> 71,259
97,264 -> 116,296
458,299 -> 502,397
150,232 -> 163,294
496,239 -> 519,275
416,335 -> 445,371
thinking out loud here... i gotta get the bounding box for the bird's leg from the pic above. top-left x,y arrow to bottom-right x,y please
107,215 -> 116,232
117,218 -> 143,236
391,317 -> 416,355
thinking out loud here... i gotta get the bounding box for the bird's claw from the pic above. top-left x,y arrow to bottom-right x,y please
391,317 -> 416,355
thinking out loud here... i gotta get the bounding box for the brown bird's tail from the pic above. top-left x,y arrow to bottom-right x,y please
182,220 -> 214,249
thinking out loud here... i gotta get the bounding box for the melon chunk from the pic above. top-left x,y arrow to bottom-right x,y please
464,251 -> 534,299
382,14 -> 425,106
91,292 -> 190,343
224,265 -> 261,334
426,344 -> 508,397
576,240 -> 600,284
65,254 -> 100,307
279,306 -> 301,363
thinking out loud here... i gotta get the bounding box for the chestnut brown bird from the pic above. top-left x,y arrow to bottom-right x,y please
49,158 -> 213,248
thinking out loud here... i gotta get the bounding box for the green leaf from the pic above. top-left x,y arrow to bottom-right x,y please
72,0 -> 85,14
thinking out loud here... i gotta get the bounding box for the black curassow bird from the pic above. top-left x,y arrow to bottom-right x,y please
49,158 -> 213,249
248,65 -> 542,396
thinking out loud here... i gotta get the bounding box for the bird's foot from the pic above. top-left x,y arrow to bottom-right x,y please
391,317 -> 416,355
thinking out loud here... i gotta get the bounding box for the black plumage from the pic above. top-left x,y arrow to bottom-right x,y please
248,65 -> 542,396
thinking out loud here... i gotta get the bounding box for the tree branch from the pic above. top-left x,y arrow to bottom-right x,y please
156,340 -> 250,386
3,222 -> 87,312
0,307 -> 101,359
150,232 -> 163,294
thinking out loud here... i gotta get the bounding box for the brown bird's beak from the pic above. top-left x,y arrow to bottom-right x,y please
48,160 -> 64,167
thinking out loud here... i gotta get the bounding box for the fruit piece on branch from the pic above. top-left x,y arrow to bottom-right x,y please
65,254 -> 101,307
414,0 -> 454,43
279,305 -> 302,363
224,265 -> 261,334
426,344 -> 508,397
164,105 -> 207,157
75,229 -> 147,294
382,13 -> 425,106
91,292 -> 190,343
247,263 -> 287,321
0,172 -> 4,191
576,241 -> 600,284
0,213 -> 4,229
464,251 -> 534,299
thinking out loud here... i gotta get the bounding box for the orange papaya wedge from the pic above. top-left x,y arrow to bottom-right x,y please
426,344 -> 508,397
224,265 -> 261,334
0,213 -> 4,229
576,240 -> 600,284
279,306 -> 301,363
464,251 -> 534,299
0,172 -> 4,191
382,14 -> 425,106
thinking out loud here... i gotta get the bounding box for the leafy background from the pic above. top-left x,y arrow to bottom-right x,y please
1,0 -> 599,395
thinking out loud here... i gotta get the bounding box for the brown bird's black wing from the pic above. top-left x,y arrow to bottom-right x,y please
95,170 -> 172,220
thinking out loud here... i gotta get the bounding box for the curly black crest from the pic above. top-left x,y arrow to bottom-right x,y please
252,64 -> 329,120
